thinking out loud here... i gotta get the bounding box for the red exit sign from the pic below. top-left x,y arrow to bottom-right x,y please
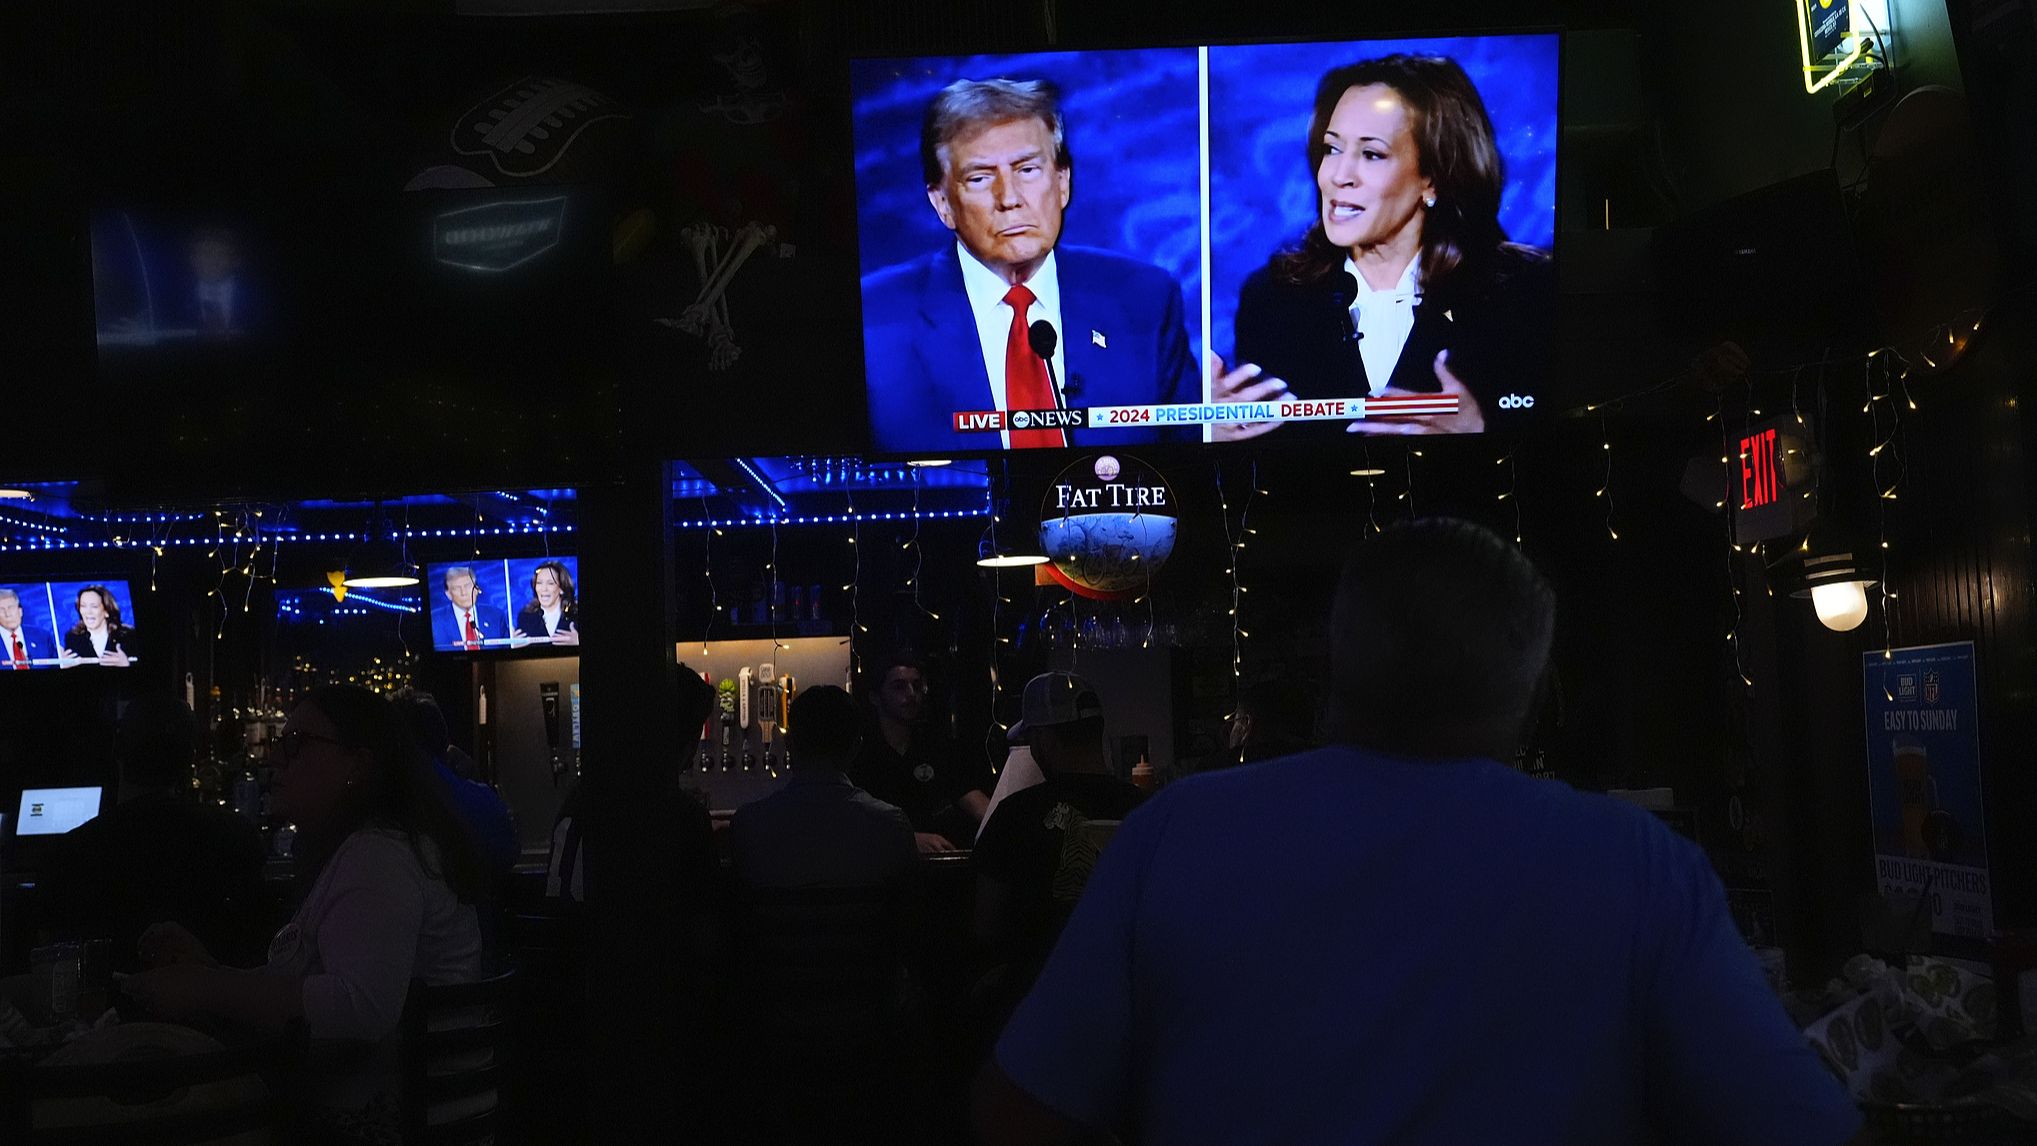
1741,426 -> 1779,509
1732,415 -> 1811,544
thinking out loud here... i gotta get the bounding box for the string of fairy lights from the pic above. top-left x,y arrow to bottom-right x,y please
0,299 -> 1997,729
1216,463 -> 1243,688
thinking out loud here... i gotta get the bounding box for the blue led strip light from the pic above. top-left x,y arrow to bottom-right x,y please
0,523 -> 577,553
673,509 -> 992,529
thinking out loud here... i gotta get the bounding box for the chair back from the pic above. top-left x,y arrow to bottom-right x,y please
733,883 -> 908,1066
502,912 -> 586,1142
0,1021 -> 304,1146
399,968 -> 515,1146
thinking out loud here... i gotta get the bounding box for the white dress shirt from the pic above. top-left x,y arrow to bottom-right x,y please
541,604 -> 563,635
1347,255 -> 1422,395
1,626 -> 27,661
86,625 -> 110,656
959,244 -> 1067,450
458,609 -> 479,642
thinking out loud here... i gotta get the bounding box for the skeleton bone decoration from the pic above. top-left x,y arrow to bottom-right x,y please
660,221 -> 779,370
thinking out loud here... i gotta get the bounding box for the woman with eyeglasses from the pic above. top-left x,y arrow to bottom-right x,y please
122,684 -> 489,1142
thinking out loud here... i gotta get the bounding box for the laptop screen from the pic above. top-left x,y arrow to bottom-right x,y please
16,787 -> 103,836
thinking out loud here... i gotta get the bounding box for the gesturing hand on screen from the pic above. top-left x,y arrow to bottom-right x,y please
1349,351 -> 1486,436
1209,355 -> 1290,442
552,626 -> 580,647
509,629 -> 532,648
99,649 -> 131,667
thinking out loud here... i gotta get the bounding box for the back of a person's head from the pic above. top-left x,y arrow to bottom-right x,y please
1329,517 -> 1554,760
116,694 -> 200,790
1238,679 -> 1317,755
301,684 -> 490,902
789,685 -> 861,762
386,687 -> 452,759
1030,716 -> 1107,776
674,666 -> 715,746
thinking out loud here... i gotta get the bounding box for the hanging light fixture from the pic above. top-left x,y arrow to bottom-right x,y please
976,463 -> 1047,567
342,506 -> 419,588
975,525 -> 1049,568
978,550 -> 1051,568
1789,531 -> 1876,631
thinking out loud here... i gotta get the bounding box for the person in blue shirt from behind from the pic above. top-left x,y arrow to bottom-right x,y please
976,517 -> 1864,1146
388,688 -> 520,876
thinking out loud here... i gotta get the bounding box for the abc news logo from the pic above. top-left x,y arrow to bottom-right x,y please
952,409 -> 1088,432
1496,394 -> 1536,410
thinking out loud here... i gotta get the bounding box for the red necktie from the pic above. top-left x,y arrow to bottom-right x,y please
1003,284 -> 1066,449
465,612 -> 479,646
9,633 -> 23,668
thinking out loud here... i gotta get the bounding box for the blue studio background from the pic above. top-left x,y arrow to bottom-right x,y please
850,49 -> 1204,368
1206,35 -> 1558,366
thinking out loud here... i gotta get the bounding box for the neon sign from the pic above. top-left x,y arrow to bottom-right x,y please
1733,416 -> 1814,544
1741,426 -> 1780,510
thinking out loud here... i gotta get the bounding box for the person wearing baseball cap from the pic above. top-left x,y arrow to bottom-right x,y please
972,671 -> 1145,1040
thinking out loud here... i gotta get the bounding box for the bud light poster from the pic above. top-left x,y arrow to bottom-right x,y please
1863,642 -> 1991,938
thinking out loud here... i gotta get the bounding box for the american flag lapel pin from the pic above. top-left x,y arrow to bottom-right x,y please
1091,330 -> 1107,348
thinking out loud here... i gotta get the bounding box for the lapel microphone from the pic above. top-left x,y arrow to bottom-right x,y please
1330,270 -> 1363,342
1028,320 -> 1066,409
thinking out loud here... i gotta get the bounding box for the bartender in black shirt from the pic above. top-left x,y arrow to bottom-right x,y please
850,651 -> 991,852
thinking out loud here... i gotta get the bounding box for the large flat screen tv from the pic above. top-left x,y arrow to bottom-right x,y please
0,579 -> 140,669
425,557 -> 579,653
90,208 -> 273,352
851,33 -> 1558,454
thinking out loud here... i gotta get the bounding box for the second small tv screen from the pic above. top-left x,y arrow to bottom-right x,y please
852,33 -> 1558,453
426,557 -> 579,653
0,579 -> 140,669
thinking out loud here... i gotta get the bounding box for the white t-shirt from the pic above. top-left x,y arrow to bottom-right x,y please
1346,254 -> 1421,395
266,827 -> 482,1115
959,244 -> 1067,449
979,745 -> 1047,842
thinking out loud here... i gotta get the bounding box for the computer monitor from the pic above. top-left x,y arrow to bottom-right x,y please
15,787 -> 103,836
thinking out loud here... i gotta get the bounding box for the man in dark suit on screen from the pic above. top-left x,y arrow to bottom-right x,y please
0,589 -> 57,668
861,78 -> 1196,453
432,565 -> 511,650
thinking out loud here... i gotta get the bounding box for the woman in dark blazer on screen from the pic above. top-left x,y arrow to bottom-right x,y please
62,584 -> 135,666
513,559 -> 580,646
1213,54 -> 1554,441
